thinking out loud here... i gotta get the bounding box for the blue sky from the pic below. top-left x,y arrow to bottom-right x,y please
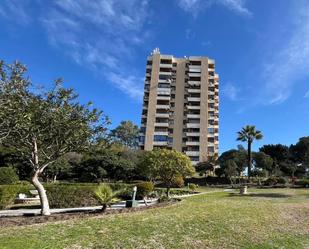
0,0 -> 308,153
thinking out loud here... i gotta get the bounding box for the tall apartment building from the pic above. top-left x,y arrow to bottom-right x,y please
139,48 -> 219,165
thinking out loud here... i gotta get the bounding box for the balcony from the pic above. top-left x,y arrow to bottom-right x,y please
157,95 -> 170,101
187,105 -> 200,110
186,141 -> 200,146
187,114 -> 200,119
159,71 -> 172,76
155,122 -> 169,127
154,131 -> 169,136
153,141 -> 168,146
160,63 -> 172,68
188,65 -> 201,72
188,72 -> 201,77
157,88 -> 171,95
188,97 -> 201,102
187,88 -> 201,93
185,151 -> 199,157
156,104 -> 169,109
187,123 -> 200,128
155,113 -> 169,118
188,81 -> 200,86
186,132 -> 200,137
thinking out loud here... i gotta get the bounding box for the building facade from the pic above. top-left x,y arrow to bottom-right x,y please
139,48 -> 219,165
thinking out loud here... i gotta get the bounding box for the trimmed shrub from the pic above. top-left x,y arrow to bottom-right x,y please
136,182 -> 154,199
172,176 -> 185,188
45,184 -> 100,208
264,177 -> 287,186
264,177 -> 277,186
155,188 -> 193,197
277,177 -> 287,185
0,185 -> 30,209
188,183 -> 198,192
295,179 -> 309,187
0,167 -> 19,185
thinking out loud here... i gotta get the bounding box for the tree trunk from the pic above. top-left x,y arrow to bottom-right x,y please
166,186 -> 170,198
53,174 -> 57,183
101,204 -> 107,212
31,137 -> 50,216
247,140 -> 252,181
31,172 -> 51,215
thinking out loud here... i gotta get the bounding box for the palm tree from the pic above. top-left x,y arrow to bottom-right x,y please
237,125 -> 263,179
94,184 -> 120,212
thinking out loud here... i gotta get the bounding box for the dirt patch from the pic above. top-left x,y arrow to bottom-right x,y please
0,201 -> 179,228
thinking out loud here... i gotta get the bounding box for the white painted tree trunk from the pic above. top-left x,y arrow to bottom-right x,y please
31,172 -> 51,215
31,137 -> 51,216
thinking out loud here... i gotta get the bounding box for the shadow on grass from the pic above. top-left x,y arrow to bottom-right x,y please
228,193 -> 293,198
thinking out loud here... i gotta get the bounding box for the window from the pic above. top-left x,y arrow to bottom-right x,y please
208,128 -> 214,133
208,147 -> 214,152
159,75 -> 171,80
154,135 -> 168,142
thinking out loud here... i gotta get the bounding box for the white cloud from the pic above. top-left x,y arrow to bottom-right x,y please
261,3 -> 309,104
0,0 -> 32,25
177,0 -> 251,17
222,83 -> 240,101
37,0 -> 150,101
304,90 -> 309,98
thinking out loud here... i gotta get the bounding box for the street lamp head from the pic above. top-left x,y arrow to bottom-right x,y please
133,186 -> 137,192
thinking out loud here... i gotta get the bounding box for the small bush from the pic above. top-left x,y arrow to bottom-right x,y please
295,179 -> 309,187
158,195 -> 170,203
188,183 -> 198,192
264,177 -> 278,186
0,185 -> 30,209
264,177 -> 287,186
277,177 -> 287,185
136,182 -> 154,199
0,167 -> 19,185
172,176 -> 185,188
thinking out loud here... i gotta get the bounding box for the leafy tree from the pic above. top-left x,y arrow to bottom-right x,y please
253,152 -> 273,176
44,152 -> 82,182
223,160 -> 238,185
218,149 -> 247,176
75,148 -> 138,182
0,167 -> 19,184
0,61 -> 109,215
138,149 -> 195,196
237,125 -> 263,178
110,120 -> 139,149
259,144 -> 291,176
195,157 -> 217,177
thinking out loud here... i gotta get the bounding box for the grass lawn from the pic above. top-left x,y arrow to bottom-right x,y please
0,188 -> 308,249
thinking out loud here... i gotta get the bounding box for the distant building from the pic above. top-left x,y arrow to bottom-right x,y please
139,48 -> 219,165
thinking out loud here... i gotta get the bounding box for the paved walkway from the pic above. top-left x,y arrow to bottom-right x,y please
0,190 -> 228,217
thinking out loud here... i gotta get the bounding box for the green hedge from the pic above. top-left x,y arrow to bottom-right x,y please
295,179 -> 309,187
0,182 -> 143,210
0,185 -> 30,209
46,184 -> 99,208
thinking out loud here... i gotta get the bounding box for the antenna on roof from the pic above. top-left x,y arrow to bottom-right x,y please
152,48 -> 160,54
